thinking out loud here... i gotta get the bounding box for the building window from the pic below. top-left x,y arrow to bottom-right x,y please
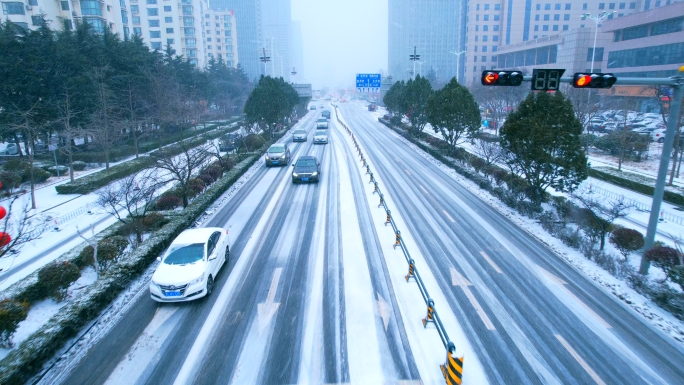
609,3 -> 615,9
563,25 -> 569,31
206,29 -> 210,34
493,35 -> 498,42
151,42 -> 161,50
207,37 -> 211,42
60,1 -> 69,10
81,1 -> 102,16
619,2 -> 626,8
587,47 -> 604,61
475,35 -> 479,42
544,14 -> 550,21
165,16 -> 172,22
217,45 -> 221,50
555,3 -> 560,10
483,25 -> 488,31
629,2 -> 636,9
535,15 -> 540,21
554,14 -> 560,21
494,14 -> 499,21
215,23 -> 219,27
475,25 -> 479,31
226,45 -> 232,52
150,30 -> 160,38
483,35 -> 488,41
207,45 -> 212,49
599,3 -> 605,9
481,56 -> 487,62
216,38 -> 220,42
493,25 -> 499,31
133,27 -> 141,35
131,5 -> 138,12
146,0 -> 156,3
121,10 -> 128,23
182,5 -> 191,15
652,17 -> 684,35
133,16 -> 140,24
164,5 -> 170,11
545,3 -> 551,10
536,4 -> 541,10
167,38 -> 174,44
224,30 -> 231,36
565,3 -> 571,10
622,24 -> 649,40
482,46 -> 487,52
147,8 -> 158,16
187,49 -> 197,58
224,22 -> 231,28
484,4 -> 489,10
166,27 -> 173,33
484,15 -> 489,21
495,4 -> 500,10
553,25 -> 559,31
149,19 -> 159,27
543,25 -> 549,31
583,3 -> 588,10
534,25 -> 539,31
31,15 -> 42,25
205,22 -> 209,26
476,4 -> 480,10
185,38 -> 196,47
564,14 -> 570,20
184,27 -> 194,36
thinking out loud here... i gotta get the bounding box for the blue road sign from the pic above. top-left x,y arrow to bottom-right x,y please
356,74 -> 382,92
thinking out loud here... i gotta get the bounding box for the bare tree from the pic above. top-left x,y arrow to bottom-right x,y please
470,135 -> 503,168
88,66 -> 122,169
55,84 -> 84,182
572,185 -> 634,250
151,140 -> 211,207
117,76 -> 151,159
96,168 -> 161,244
204,138 -> 233,170
563,85 -> 603,131
0,196 -> 47,261
76,225 -> 101,279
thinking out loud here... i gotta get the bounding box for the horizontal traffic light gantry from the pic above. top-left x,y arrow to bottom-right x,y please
572,72 -> 617,88
481,71 -> 524,86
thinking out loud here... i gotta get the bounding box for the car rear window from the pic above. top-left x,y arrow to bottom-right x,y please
315,131 -> 327,135
317,118 -> 327,122
164,243 -> 204,265
296,159 -> 317,167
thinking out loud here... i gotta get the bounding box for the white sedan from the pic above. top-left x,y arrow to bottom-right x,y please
313,130 -> 328,144
150,227 -> 229,302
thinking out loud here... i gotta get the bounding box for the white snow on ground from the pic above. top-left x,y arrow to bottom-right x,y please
363,112 -> 684,346
333,115 -> 490,385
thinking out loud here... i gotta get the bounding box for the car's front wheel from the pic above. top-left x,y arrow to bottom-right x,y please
658,137 -> 665,143
206,275 -> 214,296
225,245 -> 230,262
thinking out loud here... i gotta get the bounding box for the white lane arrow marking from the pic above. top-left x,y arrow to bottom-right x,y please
376,292 -> 392,331
451,267 -> 472,286
480,251 -> 503,273
538,265 -> 612,329
257,268 -> 282,332
555,334 -> 607,385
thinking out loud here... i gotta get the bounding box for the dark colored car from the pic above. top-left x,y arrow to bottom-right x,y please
291,156 -> 320,183
321,110 -> 331,119
310,106 -> 316,110
264,144 -> 290,167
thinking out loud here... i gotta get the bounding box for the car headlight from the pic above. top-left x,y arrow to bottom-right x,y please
281,154 -> 286,159
188,273 -> 205,286
293,172 -> 299,177
312,172 -> 318,176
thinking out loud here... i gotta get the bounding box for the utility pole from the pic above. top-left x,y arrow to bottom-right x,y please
450,50 -> 466,83
582,11 -> 615,72
259,47 -> 270,76
409,46 -> 420,79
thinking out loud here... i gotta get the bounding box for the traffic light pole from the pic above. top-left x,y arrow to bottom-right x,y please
497,70 -> 684,275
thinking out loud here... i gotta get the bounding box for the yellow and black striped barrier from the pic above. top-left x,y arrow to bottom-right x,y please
422,298 -> 435,327
440,342 -> 464,385
384,210 -> 391,226
405,259 -> 415,282
378,194 -> 384,208
393,230 -> 401,249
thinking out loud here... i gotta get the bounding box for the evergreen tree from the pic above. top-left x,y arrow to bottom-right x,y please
382,80 -> 405,116
403,75 -> 433,136
500,91 -> 588,203
244,76 -> 299,135
426,77 -> 481,154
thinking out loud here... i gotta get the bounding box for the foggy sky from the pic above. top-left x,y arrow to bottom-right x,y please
291,0 -> 388,90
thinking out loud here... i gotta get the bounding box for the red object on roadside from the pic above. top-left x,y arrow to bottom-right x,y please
0,232 -> 11,247
0,206 -> 5,220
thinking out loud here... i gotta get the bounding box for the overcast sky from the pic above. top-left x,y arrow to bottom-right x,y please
291,0 -> 388,90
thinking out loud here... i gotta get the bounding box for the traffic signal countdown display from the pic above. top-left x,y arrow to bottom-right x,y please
481,71 -> 523,86
572,73 -> 617,88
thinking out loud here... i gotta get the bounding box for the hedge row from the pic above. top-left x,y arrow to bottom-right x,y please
0,121 -> 297,384
588,167 -> 684,207
55,123 -> 242,195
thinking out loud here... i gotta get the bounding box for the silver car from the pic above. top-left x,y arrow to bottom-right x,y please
292,129 -> 307,142
264,144 -> 290,167
313,130 -> 328,144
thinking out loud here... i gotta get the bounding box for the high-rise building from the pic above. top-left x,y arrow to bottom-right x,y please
388,0 -> 465,84
290,20 -> 304,82
261,0 -> 291,81
209,0 -> 262,80
203,8 -> 239,68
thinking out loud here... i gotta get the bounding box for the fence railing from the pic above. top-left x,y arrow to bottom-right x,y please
588,183 -> 684,225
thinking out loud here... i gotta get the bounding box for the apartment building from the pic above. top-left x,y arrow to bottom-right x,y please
209,0 -> 262,80
203,8 -> 238,67
1,0 -> 124,33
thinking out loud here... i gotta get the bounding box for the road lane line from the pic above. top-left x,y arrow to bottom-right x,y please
460,284 -> 496,331
442,209 -> 455,223
480,251 -> 502,273
420,185 -> 429,194
555,334 -> 606,385
539,266 -> 612,329
450,267 -> 472,286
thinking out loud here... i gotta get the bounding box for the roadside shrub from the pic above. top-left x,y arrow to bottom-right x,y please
609,227 -> 644,260
188,178 -> 205,194
37,261 -> 81,302
31,168 -> 50,183
469,157 -> 486,173
669,265 -> 684,291
240,133 -> 265,152
155,195 -> 182,210
198,174 -> 215,186
0,172 -> 21,192
47,165 -> 69,176
77,236 -> 129,272
491,169 -> 508,186
203,164 -> 223,180
389,115 -> 402,125
71,161 -> 87,171
0,299 -> 30,348
645,246 -> 682,279
142,212 -> 169,230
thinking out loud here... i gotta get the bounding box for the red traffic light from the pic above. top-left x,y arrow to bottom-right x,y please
572,73 -> 617,88
481,71 -> 523,86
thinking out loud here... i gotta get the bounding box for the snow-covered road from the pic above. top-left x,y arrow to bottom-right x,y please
37,104 -> 684,385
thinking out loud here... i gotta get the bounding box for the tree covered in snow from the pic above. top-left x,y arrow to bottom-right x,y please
426,77 -> 481,155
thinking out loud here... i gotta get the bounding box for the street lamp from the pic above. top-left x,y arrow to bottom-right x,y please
581,11 -> 616,72
409,46 -> 420,79
450,50 -> 466,83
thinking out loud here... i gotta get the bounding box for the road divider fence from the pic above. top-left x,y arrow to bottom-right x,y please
334,106 -> 464,384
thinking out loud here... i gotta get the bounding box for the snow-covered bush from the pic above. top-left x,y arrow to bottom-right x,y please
47,165 -> 69,176
141,212 -> 168,231
187,178 -> 205,194
198,174 -> 215,186
37,261 -> 81,302
155,195 -> 182,211
609,227 -> 644,260
77,236 -> 128,272
0,300 -> 29,348
645,246 -> 682,281
71,161 -> 87,171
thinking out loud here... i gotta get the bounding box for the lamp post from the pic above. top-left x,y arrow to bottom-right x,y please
581,11 -> 616,72
450,50 -> 466,83
259,47 -> 270,76
409,46 -> 420,79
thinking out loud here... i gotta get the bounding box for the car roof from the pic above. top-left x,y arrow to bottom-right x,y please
172,227 -> 223,244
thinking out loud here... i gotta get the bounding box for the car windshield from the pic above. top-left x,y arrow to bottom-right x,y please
163,243 -> 204,265
315,131 -> 327,136
317,118 -> 327,122
269,146 -> 285,153
296,159 -> 317,167
294,130 -> 306,135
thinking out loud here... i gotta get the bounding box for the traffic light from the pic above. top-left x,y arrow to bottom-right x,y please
572,73 -> 617,88
481,71 -> 524,86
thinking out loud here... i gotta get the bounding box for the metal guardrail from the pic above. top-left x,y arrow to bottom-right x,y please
334,108 -> 464,384
588,183 -> 684,225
